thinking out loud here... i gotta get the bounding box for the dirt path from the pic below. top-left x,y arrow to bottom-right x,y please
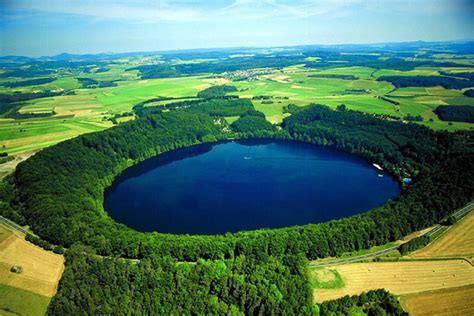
0,151 -> 36,179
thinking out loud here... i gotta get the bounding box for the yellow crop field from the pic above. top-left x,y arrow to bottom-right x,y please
313,260 -> 474,303
0,226 -> 64,297
410,212 -> 474,263
399,284 -> 474,316
0,225 -> 11,244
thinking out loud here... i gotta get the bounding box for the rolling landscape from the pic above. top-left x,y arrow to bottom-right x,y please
0,0 -> 473,315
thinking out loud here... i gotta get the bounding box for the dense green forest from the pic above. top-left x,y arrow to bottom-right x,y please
231,110 -> 276,134
49,247 -> 312,315
197,85 -> 238,98
377,75 -> 474,89
399,235 -> 431,255
403,114 -> 423,122
6,101 -> 473,261
0,60 -> 108,78
0,91 -> 63,116
379,95 -> 400,106
5,109 -> 55,120
316,289 -> 407,315
305,57 -> 463,71
282,104 -> 438,176
434,105 -> 474,123
0,68 -> 52,78
464,89 -> 474,97
135,98 -> 253,118
3,99 -> 473,313
439,71 -> 474,81
1,77 -> 56,88
76,77 -> 118,88
308,74 -> 358,80
126,64 -> 182,79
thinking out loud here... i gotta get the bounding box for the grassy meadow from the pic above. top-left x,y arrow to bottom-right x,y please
0,283 -> 51,316
0,54 -> 473,162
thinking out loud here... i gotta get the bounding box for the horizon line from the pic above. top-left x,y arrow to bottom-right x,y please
2,38 -> 473,59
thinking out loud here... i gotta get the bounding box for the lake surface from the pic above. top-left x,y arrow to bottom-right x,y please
104,140 -> 400,235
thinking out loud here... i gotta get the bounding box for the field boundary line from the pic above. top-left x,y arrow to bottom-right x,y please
0,215 -> 29,236
379,257 -> 473,266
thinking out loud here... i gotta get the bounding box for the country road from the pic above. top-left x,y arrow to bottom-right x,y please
0,215 -> 29,235
310,202 -> 473,268
1,202 -> 472,266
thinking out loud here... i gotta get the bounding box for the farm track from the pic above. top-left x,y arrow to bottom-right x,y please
0,216 -> 29,236
310,202 -> 473,268
1,202 -> 473,265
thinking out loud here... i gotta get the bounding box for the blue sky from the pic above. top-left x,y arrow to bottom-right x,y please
1,0 -> 473,56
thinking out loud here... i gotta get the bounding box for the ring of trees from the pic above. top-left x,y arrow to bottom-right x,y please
4,101 -> 474,262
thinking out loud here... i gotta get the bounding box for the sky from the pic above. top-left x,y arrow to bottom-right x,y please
0,0 -> 473,57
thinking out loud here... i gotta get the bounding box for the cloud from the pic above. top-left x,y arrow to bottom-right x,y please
265,0 -> 358,18
3,0 -> 365,23
3,0 -> 472,24
6,0 -> 204,22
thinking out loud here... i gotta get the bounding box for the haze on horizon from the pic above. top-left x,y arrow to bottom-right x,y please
1,0 -> 473,57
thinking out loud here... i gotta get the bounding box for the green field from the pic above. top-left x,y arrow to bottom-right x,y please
0,53 -> 473,161
0,283 -> 51,316
2,44 -> 472,315
310,268 -> 345,290
0,75 -> 213,155
228,66 -> 473,130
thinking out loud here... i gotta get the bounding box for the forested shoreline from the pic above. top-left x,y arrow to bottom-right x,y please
4,100 -> 473,260
2,99 -> 473,313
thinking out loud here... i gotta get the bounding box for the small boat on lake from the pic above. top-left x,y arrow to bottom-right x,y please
372,163 -> 383,171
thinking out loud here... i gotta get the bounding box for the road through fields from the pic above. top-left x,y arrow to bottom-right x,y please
310,202 -> 473,268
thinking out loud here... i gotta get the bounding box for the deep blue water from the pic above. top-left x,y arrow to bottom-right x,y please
104,140 -> 400,235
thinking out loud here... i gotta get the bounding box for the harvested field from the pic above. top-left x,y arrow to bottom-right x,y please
264,74 -> 292,83
410,211 -> 474,263
202,78 -> 229,85
0,151 -> 36,179
313,260 -> 474,303
399,284 -> 474,316
0,226 -> 12,244
0,226 -> 64,297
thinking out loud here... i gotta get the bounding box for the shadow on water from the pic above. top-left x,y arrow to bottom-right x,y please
107,143 -> 215,190
234,138 -> 275,146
